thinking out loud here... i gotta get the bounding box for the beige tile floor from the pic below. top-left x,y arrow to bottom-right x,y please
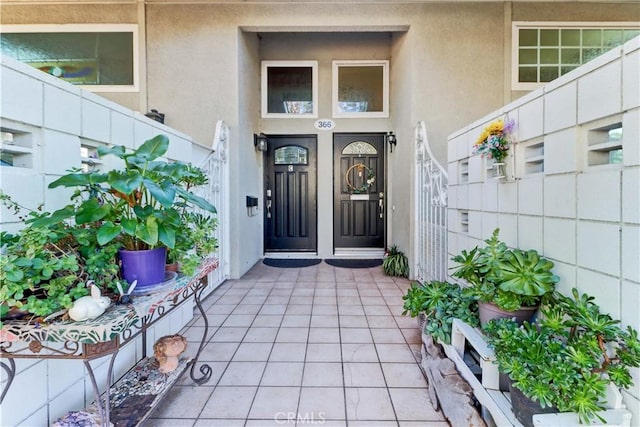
146,261 -> 448,427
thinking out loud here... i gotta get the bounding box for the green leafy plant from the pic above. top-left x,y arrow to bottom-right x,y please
451,228 -> 558,311
402,281 -> 479,344
421,281 -> 479,344
383,245 -> 409,277
485,288 -> 640,424
168,212 -> 218,276
401,282 -> 429,318
0,194 -> 123,324
0,136 -> 217,324
36,135 -> 216,251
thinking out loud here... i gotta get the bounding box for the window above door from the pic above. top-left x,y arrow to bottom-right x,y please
333,60 -> 389,118
261,60 -> 318,118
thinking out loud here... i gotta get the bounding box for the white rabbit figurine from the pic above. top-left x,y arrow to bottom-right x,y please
68,282 -> 111,322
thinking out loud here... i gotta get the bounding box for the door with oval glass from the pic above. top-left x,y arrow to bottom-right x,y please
334,133 -> 385,249
264,135 -> 317,252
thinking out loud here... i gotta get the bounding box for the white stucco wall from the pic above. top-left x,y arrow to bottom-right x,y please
0,56 -> 203,426
447,36 -> 640,422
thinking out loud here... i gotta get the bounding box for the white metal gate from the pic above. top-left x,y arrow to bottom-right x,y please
196,120 -> 230,292
414,121 -> 448,283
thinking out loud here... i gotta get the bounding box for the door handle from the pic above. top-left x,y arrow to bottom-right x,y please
266,199 -> 272,218
378,197 -> 384,218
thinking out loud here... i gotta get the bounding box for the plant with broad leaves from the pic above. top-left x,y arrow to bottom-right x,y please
0,194 -> 123,324
451,228 -> 558,312
36,135 -> 216,251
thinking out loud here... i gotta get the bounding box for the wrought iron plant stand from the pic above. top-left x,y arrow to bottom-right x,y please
0,258 -> 219,427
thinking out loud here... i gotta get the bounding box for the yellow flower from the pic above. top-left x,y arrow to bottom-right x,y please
486,119 -> 504,135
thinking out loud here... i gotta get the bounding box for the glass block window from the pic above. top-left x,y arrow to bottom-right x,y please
261,61 -> 318,118
513,23 -> 639,90
332,60 -> 389,118
0,25 -> 138,90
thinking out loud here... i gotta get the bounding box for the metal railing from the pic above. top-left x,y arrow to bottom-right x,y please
195,120 -> 230,291
414,121 -> 448,283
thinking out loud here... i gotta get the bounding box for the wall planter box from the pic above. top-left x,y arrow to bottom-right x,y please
440,319 -> 633,427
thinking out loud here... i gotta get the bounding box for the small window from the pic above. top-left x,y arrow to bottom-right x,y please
512,22 -> 639,90
274,146 -> 308,165
0,24 -> 138,91
341,141 -> 378,156
587,120 -> 623,166
261,61 -> 318,118
333,60 -> 389,118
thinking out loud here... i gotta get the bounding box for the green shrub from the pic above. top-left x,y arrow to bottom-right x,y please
383,245 -> 409,277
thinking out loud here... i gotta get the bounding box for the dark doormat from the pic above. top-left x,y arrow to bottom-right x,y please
324,258 -> 383,268
263,258 -> 322,268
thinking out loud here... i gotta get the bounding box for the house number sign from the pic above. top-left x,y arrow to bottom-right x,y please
314,119 -> 335,131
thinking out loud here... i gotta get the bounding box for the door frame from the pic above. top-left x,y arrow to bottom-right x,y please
263,134 -> 318,254
332,132 -> 387,253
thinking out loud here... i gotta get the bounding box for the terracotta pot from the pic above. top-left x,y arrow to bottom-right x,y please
165,263 -> 180,273
509,381 -> 558,427
478,301 -> 537,327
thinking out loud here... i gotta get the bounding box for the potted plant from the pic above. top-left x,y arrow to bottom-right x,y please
451,228 -> 558,326
484,289 -> 640,426
401,281 -> 430,329
0,193 -> 123,324
402,280 -> 478,345
36,135 -> 216,289
167,212 -> 218,277
383,244 -> 409,277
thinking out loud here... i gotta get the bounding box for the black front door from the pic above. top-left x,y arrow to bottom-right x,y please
334,133 -> 385,249
264,135 -> 317,252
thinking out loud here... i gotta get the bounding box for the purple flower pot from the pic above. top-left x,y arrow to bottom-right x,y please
119,247 -> 167,288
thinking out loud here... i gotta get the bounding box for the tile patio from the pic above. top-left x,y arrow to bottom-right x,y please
146,261 -> 448,427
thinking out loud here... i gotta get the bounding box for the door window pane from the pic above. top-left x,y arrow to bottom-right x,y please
262,61 -> 318,118
342,141 -> 377,156
274,146 -> 308,165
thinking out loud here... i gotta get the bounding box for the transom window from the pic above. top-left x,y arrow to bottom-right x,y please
342,141 -> 378,156
0,24 -> 138,92
261,61 -> 318,118
512,22 -> 639,90
333,60 -> 389,118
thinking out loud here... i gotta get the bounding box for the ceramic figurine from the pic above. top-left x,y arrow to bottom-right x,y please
68,283 -> 111,322
153,334 -> 188,373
